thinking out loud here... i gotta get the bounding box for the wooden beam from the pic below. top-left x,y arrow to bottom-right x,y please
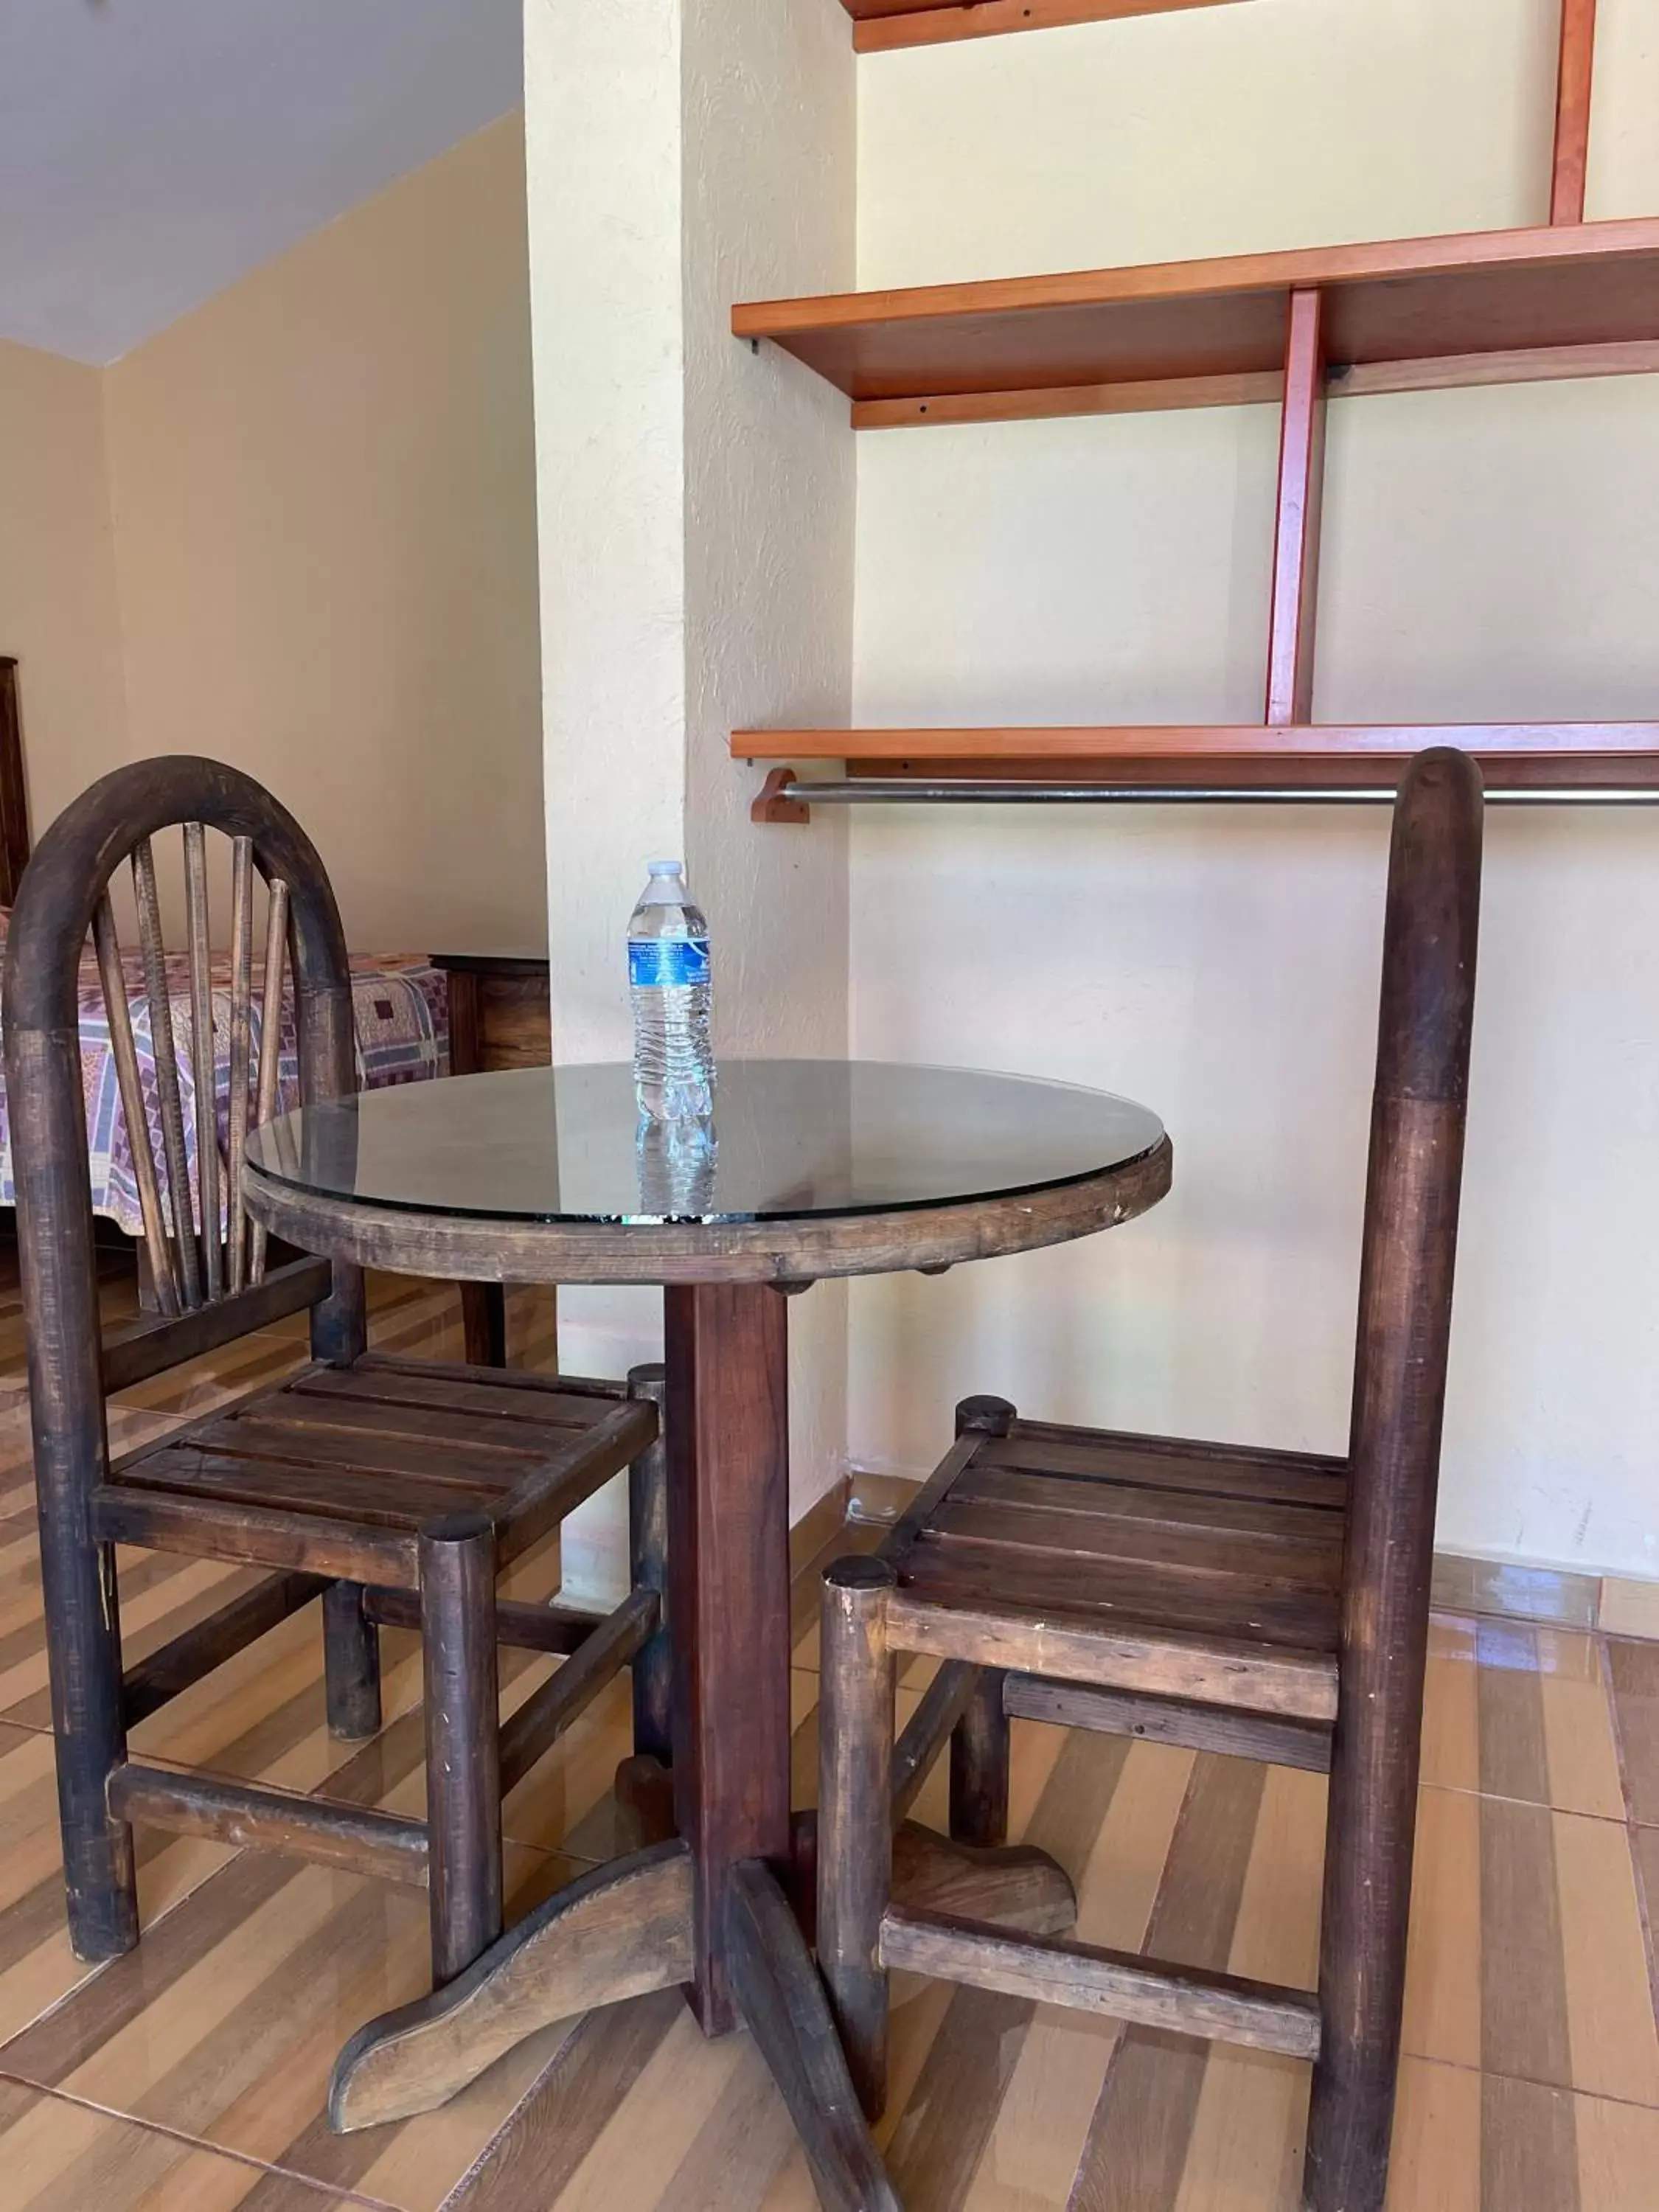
1265,289 -> 1326,726
854,370 -> 1281,429
362,1585 -> 606,1655
891,1659 -> 980,1821
885,1590 -> 1339,1719
850,0 -> 1244,56
1340,334 -> 1659,398
123,1572 -> 327,1725
1551,0 -> 1598,226
91,1484 -> 418,1587
107,1761 -> 429,1885
879,1906 -> 1323,2057
850,337 -> 1659,429
101,1256 -> 332,1392
498,1588 -> 658,1793
1002,1674 -> 1333,1771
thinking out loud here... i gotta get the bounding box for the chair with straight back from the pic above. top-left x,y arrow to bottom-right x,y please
5,755 -> 670,1997
815,748 -> 1483,2212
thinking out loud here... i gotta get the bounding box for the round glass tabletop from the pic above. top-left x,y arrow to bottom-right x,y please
245,1061 -> 1166,1228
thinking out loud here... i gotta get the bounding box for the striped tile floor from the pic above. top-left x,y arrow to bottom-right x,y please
0,1255 -> 1652,2208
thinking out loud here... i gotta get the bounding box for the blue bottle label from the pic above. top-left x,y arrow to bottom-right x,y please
630,936 -> 710,990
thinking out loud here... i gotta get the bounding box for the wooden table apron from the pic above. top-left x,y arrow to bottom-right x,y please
244,1138 -> 1172,2197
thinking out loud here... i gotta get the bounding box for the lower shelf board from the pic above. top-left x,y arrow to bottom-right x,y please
734,723 -> 1659,795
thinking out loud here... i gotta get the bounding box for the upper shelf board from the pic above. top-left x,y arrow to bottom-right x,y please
732,218 -> 1659,408
843,0 -> 1245,53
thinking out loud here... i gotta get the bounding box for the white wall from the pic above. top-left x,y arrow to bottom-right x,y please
848,0 -> 1659,1579
681,0 -> 857,1523
525,0 -> 854,1590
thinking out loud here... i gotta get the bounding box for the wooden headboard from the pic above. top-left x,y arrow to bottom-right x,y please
0,659 -> 30,908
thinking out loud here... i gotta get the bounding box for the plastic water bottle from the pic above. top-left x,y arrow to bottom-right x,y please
636,1112 -> 718,1219
629,861 -> 714,1121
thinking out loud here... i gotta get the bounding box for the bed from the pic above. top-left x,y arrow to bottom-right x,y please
0,656 -> 453,1239
0,917 -> 450,1235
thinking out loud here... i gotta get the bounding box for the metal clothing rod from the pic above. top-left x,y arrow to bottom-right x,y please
780,779 -> 1659,807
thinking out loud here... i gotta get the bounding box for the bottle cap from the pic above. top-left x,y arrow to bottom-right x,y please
646,860 -> 684,876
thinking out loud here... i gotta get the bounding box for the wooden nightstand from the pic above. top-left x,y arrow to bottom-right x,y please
428,954 -> 552,1363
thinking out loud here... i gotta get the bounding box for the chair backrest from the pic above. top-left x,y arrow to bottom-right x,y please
4,757 -> 366,1434
1343,745 -> 1484,1629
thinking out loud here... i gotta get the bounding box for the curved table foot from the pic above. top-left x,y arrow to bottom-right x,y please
892,1819 -> 1077,1936
727,1859 -> 901,2212
329,1840 -> 693,2132
790,1813 -> 1077,1945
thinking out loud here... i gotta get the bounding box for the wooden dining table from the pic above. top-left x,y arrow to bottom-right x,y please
244,1057 -> 1172,2210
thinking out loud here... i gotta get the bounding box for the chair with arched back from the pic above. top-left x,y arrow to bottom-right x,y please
5,756 -> 670,1991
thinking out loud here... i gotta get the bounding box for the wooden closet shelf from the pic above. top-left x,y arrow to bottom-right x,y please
732,218 -> 1659,419
733,726 -> 1659,789
843,0 -> 1244,55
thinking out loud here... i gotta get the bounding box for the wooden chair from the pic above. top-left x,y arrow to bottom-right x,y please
4,756 -> 669,1996
815,748 -> 1483,2212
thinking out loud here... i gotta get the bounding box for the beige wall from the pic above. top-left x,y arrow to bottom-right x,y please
0,338 -> 128,844
102,114 -> 542,951
849,0 -> 1659,1580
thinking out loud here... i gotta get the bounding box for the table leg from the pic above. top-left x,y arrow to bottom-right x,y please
459,1281 -> 507,1367
664,1281 -> 793,2031
664,1284 -> 898,2209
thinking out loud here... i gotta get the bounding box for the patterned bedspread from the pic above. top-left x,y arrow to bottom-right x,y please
0,933 -> 449,1237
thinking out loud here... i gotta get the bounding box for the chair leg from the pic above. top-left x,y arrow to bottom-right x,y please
947,1395 -> 1018,1851
323,1581 -> 382,1740
44,1526 -> 139,1961
627,1363 -> 672,1766
1303,1608 -> 1430,2211
818,1557 -> 896,2121
420,1514 -> 503,1986
1303,1725 -> 1418,2212
950,1669 -> 1010,1848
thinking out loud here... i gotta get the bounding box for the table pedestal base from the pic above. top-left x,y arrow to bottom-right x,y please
329,1281 -> 1079,2208
328,1820 -> 1076,2209
327,1839 -> 695,2132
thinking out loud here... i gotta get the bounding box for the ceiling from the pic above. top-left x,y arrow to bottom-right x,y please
0,0 -> 524,366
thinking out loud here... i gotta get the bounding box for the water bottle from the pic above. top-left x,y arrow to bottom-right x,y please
636,1112 -> 718,1219
629,861 -> 714,1121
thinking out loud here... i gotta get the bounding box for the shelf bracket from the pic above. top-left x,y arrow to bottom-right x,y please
1265,288 -> 1328,728
751,766 -> 812,826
